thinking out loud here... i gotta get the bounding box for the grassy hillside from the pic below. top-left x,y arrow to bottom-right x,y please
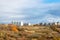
0,24 -> 60,40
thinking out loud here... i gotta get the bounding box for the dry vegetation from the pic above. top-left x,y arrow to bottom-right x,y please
0,24 -> 60,40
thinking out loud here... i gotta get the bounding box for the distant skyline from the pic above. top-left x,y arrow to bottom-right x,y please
0,0 -> 60,24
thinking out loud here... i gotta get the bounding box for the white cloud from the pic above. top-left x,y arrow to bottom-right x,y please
0,0 -> 60,23
0,0 -> 43,12
0,0 -> 43,18
42,14 -> 60,23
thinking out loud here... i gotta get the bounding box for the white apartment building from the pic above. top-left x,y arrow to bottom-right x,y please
12,21 -> 24,26
12,21 -> 31,26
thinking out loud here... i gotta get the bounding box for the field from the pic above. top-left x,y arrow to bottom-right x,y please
0,24 -> 60,40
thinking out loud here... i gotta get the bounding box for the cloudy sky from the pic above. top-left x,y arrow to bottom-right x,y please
0,0 -> 60,24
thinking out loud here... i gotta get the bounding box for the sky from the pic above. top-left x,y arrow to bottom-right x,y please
0,0 -> 60,24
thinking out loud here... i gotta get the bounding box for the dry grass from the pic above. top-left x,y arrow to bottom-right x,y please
0,24 -> 60,40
